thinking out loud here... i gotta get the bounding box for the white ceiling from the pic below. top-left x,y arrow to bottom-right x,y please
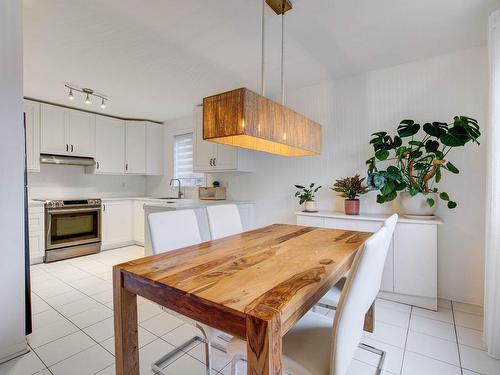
23,0 -> 500,122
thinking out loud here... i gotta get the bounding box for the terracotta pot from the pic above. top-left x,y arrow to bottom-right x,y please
344,199 -> 360,215
304,200 -> 317,212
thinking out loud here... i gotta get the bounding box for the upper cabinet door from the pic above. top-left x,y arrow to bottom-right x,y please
95,115 -> 125,174
193,106 -> 215,171
40,103 -> 68,155
125,121 -> 146,174
214,143 -> 237,170
146,122 -> 163,175
24,100 -> 41,172
68,110 -> 95,157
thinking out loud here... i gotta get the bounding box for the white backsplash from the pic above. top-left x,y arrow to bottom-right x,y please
28,163 -> 147,200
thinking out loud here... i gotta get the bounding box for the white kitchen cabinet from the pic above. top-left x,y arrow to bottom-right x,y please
146,122 -> 164,175
393,223 -> 437,298
95,115 -> 125,174
133,200 -> 147,245
24,100 -> 41,172
125,121 -> 146,174
101,200 -> 134,249
67,110 -> 95,157
296,211 -> 441,310
40,103 -> 67,155
28,205 -> 45,264
193,106 -> 252,172
40,103 -> 95,157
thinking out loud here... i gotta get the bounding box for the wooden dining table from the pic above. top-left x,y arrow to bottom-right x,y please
113,224 -> 372,375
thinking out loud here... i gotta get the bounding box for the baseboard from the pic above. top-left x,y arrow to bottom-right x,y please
101,241 -> 135,251
29,256 -> 44,265
378,291 -> 437,311
0,340 -> 28,365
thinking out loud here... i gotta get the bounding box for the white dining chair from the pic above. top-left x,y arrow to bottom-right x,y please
148,209 -> 224,375
227,214 -> 398,375
315,217 -> 396,312
206,204 -> 243,240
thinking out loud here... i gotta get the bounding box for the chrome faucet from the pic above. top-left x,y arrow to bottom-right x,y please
170,179 -> 183,198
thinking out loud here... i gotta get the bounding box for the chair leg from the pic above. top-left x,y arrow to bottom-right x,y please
197,323 -> 212,375
230,354 -> 245,375
151,323 -> 217,375
358,343 -> 386,375
315,302 -> 337,311
152,335 -> 203,374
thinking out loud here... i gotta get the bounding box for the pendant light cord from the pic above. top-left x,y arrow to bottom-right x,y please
281,9 -> 285,105
261,0 -> 266,96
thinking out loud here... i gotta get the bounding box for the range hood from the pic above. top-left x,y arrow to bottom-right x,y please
40,154 -> 95,167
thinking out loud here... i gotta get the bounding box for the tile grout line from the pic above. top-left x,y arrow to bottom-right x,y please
31,263 -> 124,372
27,342 -> 54,375
30,248 -> 153,373
451,301 -> 464,375
399,305 -> 413,374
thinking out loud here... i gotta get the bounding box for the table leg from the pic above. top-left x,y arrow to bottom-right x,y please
113,268 -> 139,375
246,315 -> 282,375
363,302 -> 375,333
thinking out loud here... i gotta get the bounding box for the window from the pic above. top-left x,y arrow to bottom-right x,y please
174,133 -> 204,186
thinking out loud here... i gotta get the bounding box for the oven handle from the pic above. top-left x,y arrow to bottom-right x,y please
46,207 -> 102,214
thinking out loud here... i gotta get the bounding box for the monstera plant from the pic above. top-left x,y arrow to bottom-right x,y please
366,116 -> 480,213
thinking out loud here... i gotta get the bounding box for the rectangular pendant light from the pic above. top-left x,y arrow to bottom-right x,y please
202,88 -> 321,157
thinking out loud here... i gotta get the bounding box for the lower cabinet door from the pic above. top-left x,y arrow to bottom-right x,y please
133,200 -> 146,245
29,232 -> 45,264
393,223 -> 437,298
102,200 -> 133,248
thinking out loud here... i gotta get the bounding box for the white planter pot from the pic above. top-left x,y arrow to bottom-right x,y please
400,192 -> 437,216
304,201 -> 317,212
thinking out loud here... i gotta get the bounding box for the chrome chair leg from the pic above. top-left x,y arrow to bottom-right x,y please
358,343 -> 386,375
152,323 -> 219,375
229,343 -> 385,375
230,354 -> 245,375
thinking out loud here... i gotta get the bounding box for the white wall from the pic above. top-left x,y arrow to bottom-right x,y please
0,0 -> 28,362
151,47 -> 487,305
28,165 -> 146,199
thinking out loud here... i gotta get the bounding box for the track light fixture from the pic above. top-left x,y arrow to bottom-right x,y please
65,83 -> 108,110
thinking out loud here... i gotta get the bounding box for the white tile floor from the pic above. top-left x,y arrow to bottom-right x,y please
1,245 -> 498,375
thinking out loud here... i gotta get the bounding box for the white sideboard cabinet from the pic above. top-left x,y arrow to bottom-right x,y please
296,211 -> 442,310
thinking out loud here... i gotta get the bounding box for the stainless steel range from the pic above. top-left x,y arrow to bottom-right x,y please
44,199 -> 102,262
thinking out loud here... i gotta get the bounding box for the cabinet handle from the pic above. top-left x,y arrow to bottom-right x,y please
213,158 -> 216,166
209,158 -> 212,166
71,144 -> 74,152
125,163 -> 128,171
65,144 -> 69,152
103,204 -> 106,212
96,161 -> 100,169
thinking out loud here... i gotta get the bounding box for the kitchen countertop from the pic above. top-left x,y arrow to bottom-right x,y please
101,196 -> 254,208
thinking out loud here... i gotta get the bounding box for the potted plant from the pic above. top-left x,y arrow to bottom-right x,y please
212,180 -> 221,187
332,175 -> 368,215
294,183 -> 322,212
366,116 -> 480,216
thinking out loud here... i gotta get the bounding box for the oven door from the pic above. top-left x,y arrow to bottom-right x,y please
46,207 -> 101,250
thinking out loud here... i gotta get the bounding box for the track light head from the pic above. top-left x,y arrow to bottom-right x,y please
100,98 -> 106,109
68,88 -> 75,100
85,93 -> 91,105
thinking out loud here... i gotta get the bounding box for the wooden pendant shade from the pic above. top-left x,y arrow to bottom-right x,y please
202,88 -> 321,157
